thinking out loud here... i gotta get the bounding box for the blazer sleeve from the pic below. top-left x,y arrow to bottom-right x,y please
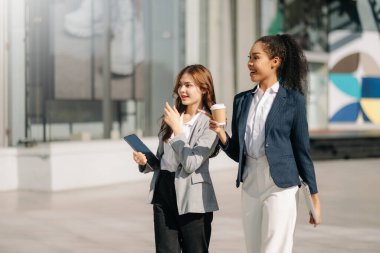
290,94 -> 318,194
137,138 -> 162,173
138,164 -> 154,174
169,124 -> 219,174
220,95 -> 240,162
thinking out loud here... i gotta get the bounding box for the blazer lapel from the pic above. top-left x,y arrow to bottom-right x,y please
188,113 -> 205,146
265,85 -> 287,138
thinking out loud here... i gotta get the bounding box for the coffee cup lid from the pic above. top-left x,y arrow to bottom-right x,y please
210,104 -> 226,110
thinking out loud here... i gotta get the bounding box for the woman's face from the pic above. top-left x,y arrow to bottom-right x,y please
247,41 -> 278,83
177,73 -> 203,108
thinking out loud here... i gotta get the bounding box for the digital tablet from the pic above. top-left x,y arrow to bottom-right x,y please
301,181 -> 318,227
123,134 -> 160,171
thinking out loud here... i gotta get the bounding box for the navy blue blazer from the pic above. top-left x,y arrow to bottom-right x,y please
222,85 -> 318,194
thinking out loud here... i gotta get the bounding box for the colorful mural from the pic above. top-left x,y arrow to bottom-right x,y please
328,31 -> 380,125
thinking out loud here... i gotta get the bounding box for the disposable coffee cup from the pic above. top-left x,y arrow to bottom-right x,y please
210,104 -> 226,126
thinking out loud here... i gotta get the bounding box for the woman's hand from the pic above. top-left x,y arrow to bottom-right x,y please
164,102 -> 181,135
310,193 -> 321,227
198,109 -> 228,145
133,151 -> 147,166
209,119 -> 226,135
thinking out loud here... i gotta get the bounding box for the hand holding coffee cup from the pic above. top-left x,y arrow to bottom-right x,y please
210,104 -> 226,126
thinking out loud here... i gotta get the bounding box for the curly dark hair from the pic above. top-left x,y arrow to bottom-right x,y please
256,34 -> 309,96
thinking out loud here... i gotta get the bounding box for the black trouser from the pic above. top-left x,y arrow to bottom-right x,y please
153,170 -> 213,253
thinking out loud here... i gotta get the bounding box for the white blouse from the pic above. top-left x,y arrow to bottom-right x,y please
244,82 -> 279,158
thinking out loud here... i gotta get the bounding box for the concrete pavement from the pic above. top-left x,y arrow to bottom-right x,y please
1,158 -> 380,252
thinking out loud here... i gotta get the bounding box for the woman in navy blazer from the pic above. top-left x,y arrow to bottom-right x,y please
210,34 -> 321,253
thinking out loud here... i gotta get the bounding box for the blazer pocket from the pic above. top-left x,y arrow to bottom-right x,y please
191,172 -> 212,184
280,154 -> 294,159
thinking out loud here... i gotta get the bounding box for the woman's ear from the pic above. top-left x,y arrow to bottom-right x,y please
272,56 -> 281,68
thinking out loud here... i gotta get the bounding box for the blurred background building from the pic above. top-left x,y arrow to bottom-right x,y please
1,0 -> 380,191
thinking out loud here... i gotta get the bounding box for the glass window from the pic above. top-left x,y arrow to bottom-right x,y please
25,0 -> 146,141
329,0 -> 380,32
260,0 -> 328,52
23,0 -> 190,142
283,0 -> 328,52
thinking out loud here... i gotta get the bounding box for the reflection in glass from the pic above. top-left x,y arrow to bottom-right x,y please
283,0 -> 328,52
260,0 -> 328,52
25,0 -> 145,141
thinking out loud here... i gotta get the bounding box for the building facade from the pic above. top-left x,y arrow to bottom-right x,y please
0,0 -> 380,191
1,0 -> 380,147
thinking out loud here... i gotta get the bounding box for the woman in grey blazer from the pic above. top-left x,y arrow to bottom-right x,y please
133,64 -> 219,253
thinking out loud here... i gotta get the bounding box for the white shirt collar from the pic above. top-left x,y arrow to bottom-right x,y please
269,82 -> 280,93
252,82 -> 280,94
181,112 -> 200,126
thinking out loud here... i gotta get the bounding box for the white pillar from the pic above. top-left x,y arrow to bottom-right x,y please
305,52 -> 329,130
0,0 -> 9,147
185,0 -> 201,64
8,0 -> 26,146
236,0 -> 257,92
207,0 -> 234,129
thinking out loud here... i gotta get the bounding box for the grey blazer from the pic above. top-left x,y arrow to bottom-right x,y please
140,113 -> 219,215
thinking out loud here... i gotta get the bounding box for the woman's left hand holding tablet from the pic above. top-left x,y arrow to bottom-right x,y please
164,102 -> 181,135
310,193 -> 321,227
133,151 -> 147,165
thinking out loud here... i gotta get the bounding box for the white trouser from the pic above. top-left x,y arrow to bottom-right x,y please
241,156 -> 298,253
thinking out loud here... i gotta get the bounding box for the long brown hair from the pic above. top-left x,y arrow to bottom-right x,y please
159,64 -> 216,142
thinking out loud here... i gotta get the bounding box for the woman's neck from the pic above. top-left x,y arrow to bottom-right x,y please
185,103 -> 202,116
258,77 -> 278,92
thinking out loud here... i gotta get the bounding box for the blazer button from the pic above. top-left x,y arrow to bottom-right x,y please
265,143 -> 269,147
